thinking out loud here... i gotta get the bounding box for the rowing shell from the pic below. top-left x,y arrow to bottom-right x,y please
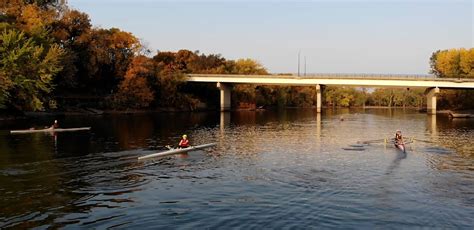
394,143 -> 406,153
138,143 -> 217,160
10,127 -> 91,134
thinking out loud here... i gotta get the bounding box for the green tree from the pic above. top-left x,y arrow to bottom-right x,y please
429,50 -> 441,77
0,29 -> 64,110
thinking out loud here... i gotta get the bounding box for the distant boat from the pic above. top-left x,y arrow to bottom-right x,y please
449,111 -> 474,118
10,127 -> 91,134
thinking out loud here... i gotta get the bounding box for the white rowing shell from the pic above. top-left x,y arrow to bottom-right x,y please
138,143 -> 217,160
10,127 -> 91,134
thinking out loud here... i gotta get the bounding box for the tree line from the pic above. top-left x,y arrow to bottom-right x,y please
0,1 -> 272,111
429,48 -> 474,109
1,1 -> 472,112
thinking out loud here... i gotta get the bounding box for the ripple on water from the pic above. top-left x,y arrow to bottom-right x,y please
1,110 -> 474,228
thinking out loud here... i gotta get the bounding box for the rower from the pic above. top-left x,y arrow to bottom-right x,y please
49,120 -> 59,129
394,130 -> 403,144
178,134 -> 190,148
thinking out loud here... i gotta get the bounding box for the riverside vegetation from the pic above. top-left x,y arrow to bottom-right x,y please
1,1 -> 473,115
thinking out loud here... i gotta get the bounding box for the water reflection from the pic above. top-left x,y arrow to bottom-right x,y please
385,150 -> 407,175
220,112 -> 230,131
316,112 -> 321,145
0,109 -> 473,228
426,114 -> 438,139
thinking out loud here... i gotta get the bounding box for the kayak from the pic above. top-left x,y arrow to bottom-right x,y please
10,127 -> 91,134
138,143 -> 217,160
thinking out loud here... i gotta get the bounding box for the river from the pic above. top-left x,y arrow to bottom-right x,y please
0,109 -> 473,228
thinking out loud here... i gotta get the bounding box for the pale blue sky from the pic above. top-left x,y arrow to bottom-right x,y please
69,0 -> 472,74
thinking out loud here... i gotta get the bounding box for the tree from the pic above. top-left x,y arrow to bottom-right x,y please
187,51 -> 228,74
459,48 -> 474,78
110,56 -> 154,108
430,48 -> 474,109
0,29 -> 64,111
429,50 -> 441,77
15,3 -> 57,44
76,28 -> 140,92
50,9 -> 91,88
323,86 -> 363,107
228,58 -> 268,106
431,48 -> 473,78
23,0 -> 64,9
51,9 -> 91,45
231,58 -> 268,75
436,49 -> 461,78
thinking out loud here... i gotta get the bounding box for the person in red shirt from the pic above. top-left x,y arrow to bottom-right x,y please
178,134 -> 190,148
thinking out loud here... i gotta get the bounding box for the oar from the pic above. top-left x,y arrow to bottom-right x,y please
388,139 -> 413,145
342,147 -> 365,151
358,139 -> 386,144
412,138 -> 434,144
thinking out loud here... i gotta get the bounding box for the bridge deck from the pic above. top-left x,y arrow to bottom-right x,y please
187,74 -> 474,88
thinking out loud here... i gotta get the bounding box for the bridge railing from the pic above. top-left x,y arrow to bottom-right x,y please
296,73 -> 435,79
189,73 -> 474,82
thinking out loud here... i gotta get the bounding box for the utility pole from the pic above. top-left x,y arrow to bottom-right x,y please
304,56 -> 306,76
297,51 -> 300,77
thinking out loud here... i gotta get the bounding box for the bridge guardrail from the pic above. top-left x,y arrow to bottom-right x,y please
188,74 -> 474,82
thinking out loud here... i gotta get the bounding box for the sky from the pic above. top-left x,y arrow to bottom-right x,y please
68,0 -> 472,74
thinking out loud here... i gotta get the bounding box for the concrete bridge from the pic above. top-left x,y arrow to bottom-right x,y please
187,74 -> 474,114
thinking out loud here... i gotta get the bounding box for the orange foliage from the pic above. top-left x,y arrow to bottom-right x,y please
111,56 -> 154,108
17,4 -> 57,35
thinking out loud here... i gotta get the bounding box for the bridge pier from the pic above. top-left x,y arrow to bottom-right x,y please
425,87 -> 440,115
316,84 -> 322,113
217,82 -> 232,111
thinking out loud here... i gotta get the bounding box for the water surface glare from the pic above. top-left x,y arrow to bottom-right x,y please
0,109 -> 473,228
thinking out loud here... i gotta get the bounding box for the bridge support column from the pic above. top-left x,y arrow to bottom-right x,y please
425,87 -> 440,115
217,82 -> 231,111
316,84 -> 322,113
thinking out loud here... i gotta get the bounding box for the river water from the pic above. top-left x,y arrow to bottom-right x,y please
0,109 -> 473,229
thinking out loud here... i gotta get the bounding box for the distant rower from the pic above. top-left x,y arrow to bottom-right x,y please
394,130 -> 403,144
178,134 -> 190,148
50,120 -> 59,129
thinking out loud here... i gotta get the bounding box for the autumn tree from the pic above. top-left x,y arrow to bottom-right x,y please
430,48 -> 474,109
188,52 -> 228,73
76,28 -> 140,92
231,59 -> 268,75
110,56 -> 155,109
459,48 -> 474,77
430,48 -> 474,78
230,59 -> 268,107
